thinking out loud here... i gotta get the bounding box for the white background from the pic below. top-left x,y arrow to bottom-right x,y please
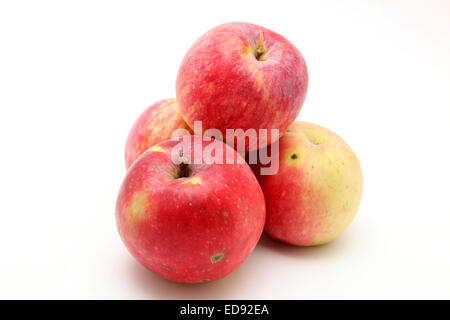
0,0 -> 449,299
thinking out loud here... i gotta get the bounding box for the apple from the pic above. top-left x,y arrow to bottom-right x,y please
176,22 -> 308,151
124,98 -> 192,169
116,135 -> 266,283
253,122 -> 363,246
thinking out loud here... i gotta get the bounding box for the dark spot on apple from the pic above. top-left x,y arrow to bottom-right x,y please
291,153 -> 298,160
210,252 -> 224,264
198,279 -> 210,283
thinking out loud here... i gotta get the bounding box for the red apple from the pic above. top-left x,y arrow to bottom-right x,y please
176,22 -> 308,151
252,122 -> 363,246
116,135 -> 266,283
125,98 -> 192,169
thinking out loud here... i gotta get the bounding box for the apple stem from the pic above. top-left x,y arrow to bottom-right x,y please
176,161 -> 191,178
254,33 -> 266,61
176,150 -> 191,178
255,47 -> 265,60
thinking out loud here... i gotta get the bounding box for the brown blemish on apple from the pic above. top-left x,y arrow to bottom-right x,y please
210,253 -> 224,264
223,211 -> 228,217
291,153 -> 298,160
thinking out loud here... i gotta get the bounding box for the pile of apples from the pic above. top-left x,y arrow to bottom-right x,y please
116,22 -> 363,283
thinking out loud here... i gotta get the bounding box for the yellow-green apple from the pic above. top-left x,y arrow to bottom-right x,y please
124,98 -> 192,169
176,22 -> 308,151
116,135 -> 266,283
253,122 -> 363,246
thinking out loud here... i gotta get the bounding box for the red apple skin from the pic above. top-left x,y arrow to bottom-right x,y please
176,22 -> 308,151
124,98 -> 192,169
116,136 -> 266,283
252,122 -> 363,246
